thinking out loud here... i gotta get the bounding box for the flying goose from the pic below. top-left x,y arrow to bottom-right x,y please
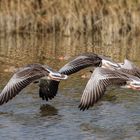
79,67 -> 140,110
38,53 -> 120,101
78,59 -> 140,110
0,64 -> 67,105
39,54 -> 140,110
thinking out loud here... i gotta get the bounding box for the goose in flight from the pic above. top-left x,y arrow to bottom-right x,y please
79,67 -> 140,110
0,64 -> 67,105
39,54 -> 140,110
38,53 -> 120,101
79,59 -> 140,110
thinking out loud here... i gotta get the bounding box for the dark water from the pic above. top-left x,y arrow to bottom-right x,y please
0,34 -> 140,140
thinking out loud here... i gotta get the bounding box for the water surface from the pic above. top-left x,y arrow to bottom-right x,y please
0,34 -> 140,140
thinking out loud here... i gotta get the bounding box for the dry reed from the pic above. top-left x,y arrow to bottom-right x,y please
0,0 -> 140,41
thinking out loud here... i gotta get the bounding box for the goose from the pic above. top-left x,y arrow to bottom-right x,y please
79,67 -> 140,110
38,53 -> 120,101
78,59 -> 140,110
0,64 -> 67,105
39,54 -> 140,110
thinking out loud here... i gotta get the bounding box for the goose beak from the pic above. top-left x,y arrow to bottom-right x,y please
48,71 -> 68,81
129,82 -> 140,90
123,81 -> 140,90
126,85 -> 140,90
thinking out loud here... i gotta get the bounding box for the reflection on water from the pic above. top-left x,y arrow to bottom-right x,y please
0,33 -> 140,68
0,34 -> 140,140
39,104 -> 58,117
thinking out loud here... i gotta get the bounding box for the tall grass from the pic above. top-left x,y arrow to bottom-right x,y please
0,0 -> 140,41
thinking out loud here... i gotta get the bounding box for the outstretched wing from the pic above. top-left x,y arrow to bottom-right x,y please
79,68 -> 129,111
39,53 -> 102,100
0,64 -> 48,105
59,53 -> 102,74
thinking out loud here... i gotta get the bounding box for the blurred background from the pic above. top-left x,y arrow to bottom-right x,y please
0,1 -> 140,140
0,0 -> 140,66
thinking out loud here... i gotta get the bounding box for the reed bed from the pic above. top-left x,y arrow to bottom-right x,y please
0,0 -> 140,41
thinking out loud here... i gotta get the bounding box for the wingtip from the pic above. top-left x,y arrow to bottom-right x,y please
78,103 -> 87,111
78,102 -> 94,111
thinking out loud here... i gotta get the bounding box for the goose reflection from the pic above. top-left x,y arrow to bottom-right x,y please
39,104 -> 58,117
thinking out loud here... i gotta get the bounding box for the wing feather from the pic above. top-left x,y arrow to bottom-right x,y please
0,64 -> 48,105
79,68 -> 129,110
59,54 -> 102,74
